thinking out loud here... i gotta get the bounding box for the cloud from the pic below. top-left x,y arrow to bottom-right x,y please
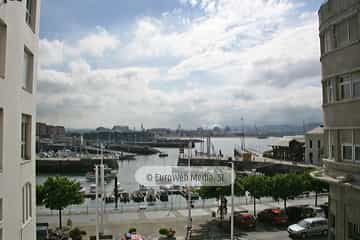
38,0 -> 323,128
78,27 -> 120,57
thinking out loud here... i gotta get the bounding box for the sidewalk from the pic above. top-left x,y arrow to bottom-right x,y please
37,196 -> 328,239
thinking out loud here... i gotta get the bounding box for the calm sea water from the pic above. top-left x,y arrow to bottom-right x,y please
37,137 -> 279,190
36,137 -> 280,211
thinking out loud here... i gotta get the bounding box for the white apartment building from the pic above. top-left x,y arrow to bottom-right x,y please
305,126 -> 324,166
0,0 -> 40,239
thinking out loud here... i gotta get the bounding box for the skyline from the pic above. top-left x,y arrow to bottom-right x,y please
38,0 -> 324,128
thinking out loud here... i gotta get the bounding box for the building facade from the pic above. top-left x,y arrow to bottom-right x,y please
305,126 -> 324,166
0,0 -> 40,240
318,0 -> 360,239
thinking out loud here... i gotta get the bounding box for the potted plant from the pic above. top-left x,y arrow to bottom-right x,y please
69,227 -> 86,240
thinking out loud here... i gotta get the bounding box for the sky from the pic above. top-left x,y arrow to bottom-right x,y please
38,0 -> 325,129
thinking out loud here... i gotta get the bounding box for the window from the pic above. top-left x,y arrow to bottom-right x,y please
309,152 -> 313,164
340,129 -> 352,161
25,0 -> 36,32
324,79 -> 335,103
0,19 -> 6,79
356,146 -> 360,162
324,28 -> 333,53
318,140 -> 321,149
355,130 -> 360,162
349,14 -> 359,43
335,19 -> 349,48
343,145 -> 353,161
22,183 -> 32,224
353,79 -> 360,98
21,114 -> 32,160
23,47 -> 33,92
339,76 -> 351,100
0,198 -> 2,223
0,109 -> 2,171
310,140 -> 313,149
349,222 -> 360,240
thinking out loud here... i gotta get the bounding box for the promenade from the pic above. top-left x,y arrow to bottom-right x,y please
37,195 -> 328,240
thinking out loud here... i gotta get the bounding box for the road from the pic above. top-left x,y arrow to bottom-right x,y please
37,196 -> 328,239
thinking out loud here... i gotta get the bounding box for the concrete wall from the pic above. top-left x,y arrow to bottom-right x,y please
329,184 -> 360,239
0,1 -> 40,240
319,1 -> 360,239
305,133 -> 324,165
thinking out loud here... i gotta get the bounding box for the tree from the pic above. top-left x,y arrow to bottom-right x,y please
36,184 -> 45,206
39,176 -> 84,229
269,173 -> 305,209
241,175 -> 269,216
303,173 -> 329,206
198,181 -> 244,219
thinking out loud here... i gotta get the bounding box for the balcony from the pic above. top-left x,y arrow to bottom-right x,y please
321,159 -> 360,186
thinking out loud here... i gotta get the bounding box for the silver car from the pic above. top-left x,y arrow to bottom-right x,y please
288,217 -> 328,239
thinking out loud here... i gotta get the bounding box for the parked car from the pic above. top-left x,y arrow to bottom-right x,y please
257,208 -> 288,225
287,217 -> 328,239
36,223 -> 49,240
286,205 -> 323,223
319,202 -> 329,219
233,211 -> 256,229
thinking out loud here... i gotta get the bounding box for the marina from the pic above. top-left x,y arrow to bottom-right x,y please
36,137 -> 281,212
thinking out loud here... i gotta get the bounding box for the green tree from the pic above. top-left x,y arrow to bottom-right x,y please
269,173 -> 305,209
303,173 -> 329,206
40,176 -> 84,229
36,184 -> 45,206
198,180 -> 244,219
241,175 -> 269,216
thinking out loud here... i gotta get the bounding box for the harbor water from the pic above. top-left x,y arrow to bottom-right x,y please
36,137 -> 280,213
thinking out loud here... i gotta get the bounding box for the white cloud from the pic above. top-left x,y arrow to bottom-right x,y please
39,39 -> 65,66
78,27 -> 120,57
38,0 -> 323,128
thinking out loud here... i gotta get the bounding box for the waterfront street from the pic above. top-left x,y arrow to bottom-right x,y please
38,195 -> 327,239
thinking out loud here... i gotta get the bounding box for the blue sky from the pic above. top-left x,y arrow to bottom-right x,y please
38,0 -> 325,129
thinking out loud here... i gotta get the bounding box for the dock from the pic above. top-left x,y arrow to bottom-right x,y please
36,156 -> 119,174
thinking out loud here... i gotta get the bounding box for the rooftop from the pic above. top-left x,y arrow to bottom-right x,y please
306,126 -> 324,135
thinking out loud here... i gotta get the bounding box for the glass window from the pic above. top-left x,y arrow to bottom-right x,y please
355,146 -> 360,162
339,76 -> 351,100
0,19 -> 6,79
320,35 -> 325,55
349,14 -> 359,43
22,183 -> 32,224
25,0 -> 36,32
0,198 -> 2,223
324,29 -> 333,52
343,145 -> 353,161
318,140 -> 321,149
355,130 -> 360,162
21,114 -> 31,160
353,80 -> 360,98
310,140 -> 313,149
335,19 -> 349,48
349,222 -> 360,239
23,47 -> 33,92
323,81 -> 328,104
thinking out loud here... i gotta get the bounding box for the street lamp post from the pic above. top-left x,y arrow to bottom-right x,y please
231,161 -> 235,240
187,141 -> 192,232
95,165 -> 99,240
